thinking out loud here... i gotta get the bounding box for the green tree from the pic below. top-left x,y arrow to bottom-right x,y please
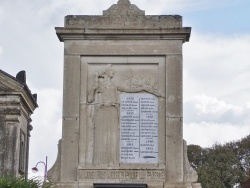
187,134 -> 250,188
238,135 -> 250,178
187,144 -> 204,169
198,144 -> 244,188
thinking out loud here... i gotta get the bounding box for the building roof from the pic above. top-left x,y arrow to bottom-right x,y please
0,69 -> 38,112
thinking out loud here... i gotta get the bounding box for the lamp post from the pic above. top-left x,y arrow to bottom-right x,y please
32,156 -> 48,182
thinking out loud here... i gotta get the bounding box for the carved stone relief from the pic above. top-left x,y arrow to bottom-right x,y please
103,0 -> 145,16
78,169 -> 165,180
86,63 -> 161,166
87,65 -> 120,166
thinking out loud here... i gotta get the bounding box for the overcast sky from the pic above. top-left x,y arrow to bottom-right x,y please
0,0 -> 250,179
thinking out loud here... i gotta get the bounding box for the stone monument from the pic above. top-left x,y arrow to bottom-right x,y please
48,0 -> 201,187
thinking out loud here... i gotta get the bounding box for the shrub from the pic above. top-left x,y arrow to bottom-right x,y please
0,176 -> 52,188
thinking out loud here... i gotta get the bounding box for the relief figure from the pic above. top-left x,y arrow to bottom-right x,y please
87,64 -> 160,166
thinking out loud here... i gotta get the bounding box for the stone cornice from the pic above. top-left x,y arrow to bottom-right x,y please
56,27 -> 191,43
0,107 -> 20,123
56,0 -> 191,43
0,99 -> 21,117
64,15 -> 182,29
0,70 -> 38,113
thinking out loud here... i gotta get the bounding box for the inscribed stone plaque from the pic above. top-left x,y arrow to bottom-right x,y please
79,169 -> 164,180
120,94 -> 158,163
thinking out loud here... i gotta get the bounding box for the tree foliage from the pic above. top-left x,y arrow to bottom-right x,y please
188,134 -> 250,188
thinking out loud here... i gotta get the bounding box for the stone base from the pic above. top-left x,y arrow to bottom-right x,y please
93,183 -> 147,188
164,183 -> 202,188
191,183 -> 202,188
51,182 -> 201,188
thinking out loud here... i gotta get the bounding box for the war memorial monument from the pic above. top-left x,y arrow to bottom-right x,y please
48,0 -> 201,187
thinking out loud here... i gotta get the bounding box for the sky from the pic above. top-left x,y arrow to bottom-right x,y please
0,0 -> 250,180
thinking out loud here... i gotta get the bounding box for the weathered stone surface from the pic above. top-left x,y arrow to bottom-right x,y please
56,28 -> 191,43
56,1 -> 190,42
63,0 -> 182,29
77,56 -> 166,170
165,118 -> 183,182
183,140 -> 198,183
93,183 -> 148,188
47,140 -> 62,182
64,40 -> 183,56
63,55 -> 81,118
61,119 -> 79,181
64,15 -> 183,29
0,113 -> 6,173
103,0 -> 145,16
166,55 -> 183,118
49,0 -> 200,187
0,70 -> 37,179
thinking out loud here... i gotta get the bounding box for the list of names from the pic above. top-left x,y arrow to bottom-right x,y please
120,94 -> 158,163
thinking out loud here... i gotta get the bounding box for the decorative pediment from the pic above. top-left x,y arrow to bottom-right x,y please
0,70 -> 38,112
0,74 -> 21,93
0,82 -> 14,92
63,0 -> 183,30
103,0 -> 145,16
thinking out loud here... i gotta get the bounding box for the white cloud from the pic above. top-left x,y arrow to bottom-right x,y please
183,94 -> 250,147
0,6 -> 3,24
0,46 -> 2,58
28,87 -> 62,176
184,122 -> 250,148
2,0 -> 234,22
134,0 -> 245,15
129,0 -> 232,14
183,33 -> 250,105
0,0 -> 64,89
184,95 -> 250,124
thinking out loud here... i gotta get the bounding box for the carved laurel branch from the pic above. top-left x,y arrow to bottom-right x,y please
121,68 -> 159,92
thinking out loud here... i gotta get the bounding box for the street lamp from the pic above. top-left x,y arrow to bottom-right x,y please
32,156 -> 48,182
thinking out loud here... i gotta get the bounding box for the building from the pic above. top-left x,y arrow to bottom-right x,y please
0,69 -> 38,179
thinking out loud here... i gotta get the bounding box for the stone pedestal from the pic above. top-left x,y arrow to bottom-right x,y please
48,0 -> 201,187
